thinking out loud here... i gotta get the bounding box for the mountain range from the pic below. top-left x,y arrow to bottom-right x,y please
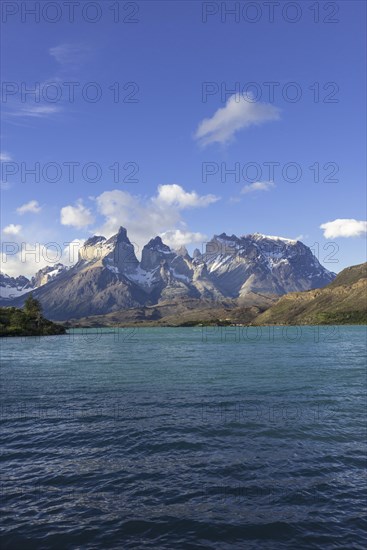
0,227 -> 335,321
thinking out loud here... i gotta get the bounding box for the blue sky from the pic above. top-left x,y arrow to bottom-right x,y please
1,0 -> 366,276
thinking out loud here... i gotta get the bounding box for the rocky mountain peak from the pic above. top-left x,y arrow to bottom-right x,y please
79,236 -> 107,263
205,233 -> 240,262
116,226 -> 129,242
140,236 -> 174,271
103,227 -> 138,273
84,235 -> 106,247
175,245 -> 190,258
145,236 -> 170,251
31,263 -> 67,288
105,226 -> 133,246
215,232 -> 239,241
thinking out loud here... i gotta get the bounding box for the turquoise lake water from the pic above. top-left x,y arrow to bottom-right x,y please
1,326 -> 366,549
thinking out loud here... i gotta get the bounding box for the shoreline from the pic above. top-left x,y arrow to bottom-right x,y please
1,322 -> 366,337
64,320 -> 367,329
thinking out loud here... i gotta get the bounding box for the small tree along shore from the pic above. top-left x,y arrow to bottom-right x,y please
0,294 -> 66,337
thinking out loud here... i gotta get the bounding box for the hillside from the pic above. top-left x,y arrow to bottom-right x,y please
254,262 -> 367,325
327,262 -> 367,288
64,297 -> 273,328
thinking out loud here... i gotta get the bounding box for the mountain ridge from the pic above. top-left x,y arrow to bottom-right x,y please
64,262 -> 367,328
0,227 -> 336,320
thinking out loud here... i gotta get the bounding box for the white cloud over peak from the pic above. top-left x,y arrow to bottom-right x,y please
60,200 -> 95,228
320,219 -> 367,238
16,200 -> 42,215
94,184 -> 219,256
155,184 -> 219,208
195,93 -> 280,146
3,224 -> 22,235
2,185 -> 218,276
160,229 -> 207,249
241,181 -> 275,194
1,234 -> 86,278
62,239 -> 85,266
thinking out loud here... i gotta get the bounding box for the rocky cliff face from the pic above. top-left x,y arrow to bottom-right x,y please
1,227 -> 336,320
30,263 -> 68,288
204,233 -> 334,299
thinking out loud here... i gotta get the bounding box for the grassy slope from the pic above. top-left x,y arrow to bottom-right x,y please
254,263 -> 367,325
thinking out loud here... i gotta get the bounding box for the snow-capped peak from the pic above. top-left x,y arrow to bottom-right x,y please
248,233 -> 298,245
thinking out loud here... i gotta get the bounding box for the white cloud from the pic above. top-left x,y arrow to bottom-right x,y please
155,184 -> 219,208
1,222 -> 60,277
49,43 -> 90,66
94,184 -> 219,256
1,249 -> 38,278
1,242 -> 59,278
294,234 -> 306,242
1,236 -> 86,278
9,105 -> 62,118
62,239 -> 85,266
60,200 -> 95,228
160,229 -> 207,249
4,44 -> 88,123
320,219 -> 367,238
1,185 -> 218,276
3,44 -> 86,123
1,205 -> 84,278
228,196 -> 241,204
16,200 -> 42,215
241,181 -> 275,194
3,224 -> 22,235
0,152 -> 12,162
195,93 -> 280,146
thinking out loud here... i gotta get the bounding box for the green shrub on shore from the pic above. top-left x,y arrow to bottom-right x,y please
0,295 -> 66,337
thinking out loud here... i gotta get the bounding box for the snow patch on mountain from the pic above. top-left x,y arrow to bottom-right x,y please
126,266 -> 160,287
250,233 -> 298,244
0,283 -> 31,299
